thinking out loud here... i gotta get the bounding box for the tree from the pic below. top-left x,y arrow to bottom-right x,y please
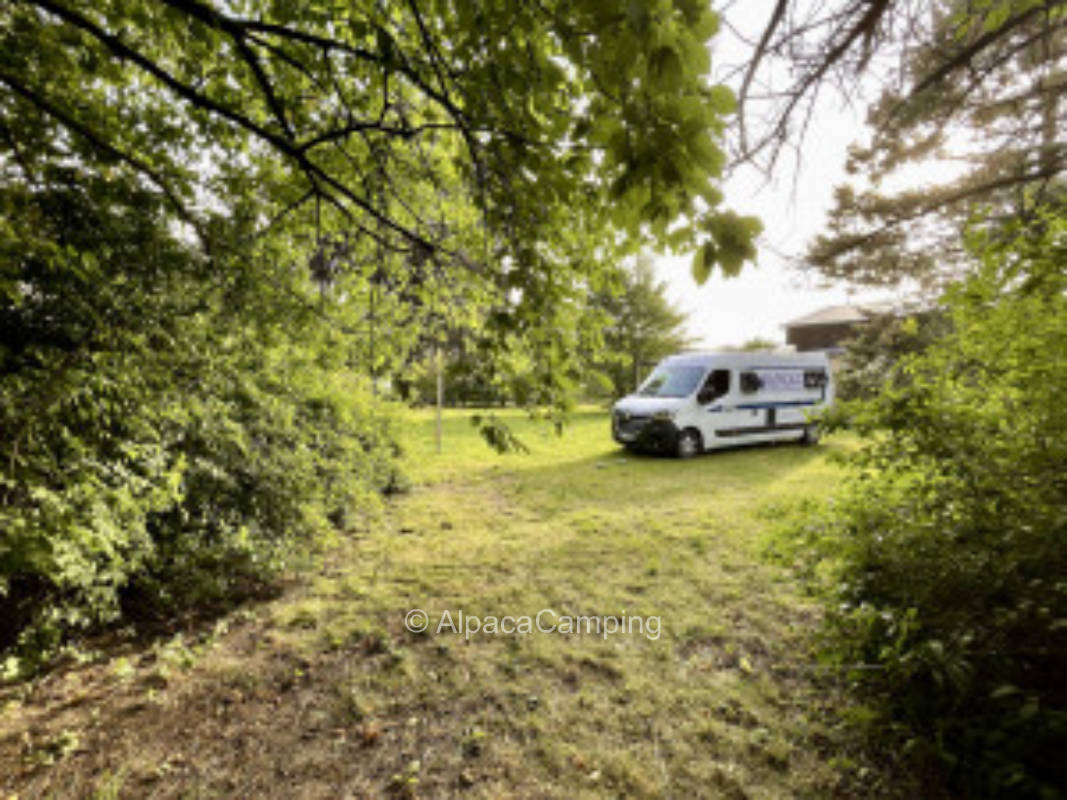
834,308 -> 950,400
807,210 -> 1067,797
734,336 -> 779,352
0,0 -> 770,432
594,256 -> 693,397
1,1 -> 761,294
726,0 -> 1065,287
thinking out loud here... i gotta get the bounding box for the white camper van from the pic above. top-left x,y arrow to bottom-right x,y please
611,351 -> 833,457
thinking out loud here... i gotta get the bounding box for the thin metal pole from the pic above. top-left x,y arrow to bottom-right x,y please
435,346 -> 443,454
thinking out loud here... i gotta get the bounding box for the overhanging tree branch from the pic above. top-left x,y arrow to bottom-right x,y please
907,3 -> 1051,100
156,0 -> 296,140
737,0 -> 787,158
0,71 -> 206,246
29,0 -> 437,254
811,159 -> 1065,265
728,0 -> 1066,286
736,0 -> 893,169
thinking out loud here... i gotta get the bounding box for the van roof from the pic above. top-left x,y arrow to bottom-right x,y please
660,351 -> 829,369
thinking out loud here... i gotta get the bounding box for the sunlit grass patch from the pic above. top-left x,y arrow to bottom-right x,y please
255,407 -> 899,797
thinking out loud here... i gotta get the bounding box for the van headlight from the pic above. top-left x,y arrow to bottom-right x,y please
652,409 -> 676,421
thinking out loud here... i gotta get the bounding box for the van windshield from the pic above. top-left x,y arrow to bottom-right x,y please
637,365 -> 705,398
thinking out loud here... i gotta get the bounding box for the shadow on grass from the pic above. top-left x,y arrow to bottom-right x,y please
0,557 -> 286,688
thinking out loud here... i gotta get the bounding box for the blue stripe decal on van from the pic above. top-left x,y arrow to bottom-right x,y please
706,399 -> 820,413
735,400 -> 819,410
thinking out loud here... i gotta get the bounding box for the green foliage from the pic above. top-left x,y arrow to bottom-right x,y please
0,171 -> 404,676
808,209 -> 1067,797
469,414 -> 531,455
803,0 -> 1066,287
590,256 -> 693,398
1,170 -> 200,659
692,210 -> 763,283
731,337 -> 779,352
835,309 -> 951,401
136,334 -> 404,610
0,0 -> 760,319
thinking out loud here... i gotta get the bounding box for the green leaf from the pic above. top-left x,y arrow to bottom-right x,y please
706,85 -> 736,115
691,240 -> 716,284
650,46 -> 684,90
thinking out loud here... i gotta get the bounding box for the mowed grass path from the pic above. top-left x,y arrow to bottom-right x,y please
1,408 -> 905,799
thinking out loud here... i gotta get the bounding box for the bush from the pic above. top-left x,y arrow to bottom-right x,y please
0,171 -> 405,677
806,211 -> 1067,798
126,332 -> 405,622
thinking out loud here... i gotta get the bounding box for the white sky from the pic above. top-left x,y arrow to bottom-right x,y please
655,1 -> 902,348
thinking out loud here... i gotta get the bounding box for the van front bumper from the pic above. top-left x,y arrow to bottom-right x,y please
612,413 -> 680,453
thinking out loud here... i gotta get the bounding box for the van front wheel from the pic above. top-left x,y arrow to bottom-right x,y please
800,424 -> 820,446
676,429 -> 702,459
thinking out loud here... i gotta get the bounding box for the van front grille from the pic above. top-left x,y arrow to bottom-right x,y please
614,412 -> 650,436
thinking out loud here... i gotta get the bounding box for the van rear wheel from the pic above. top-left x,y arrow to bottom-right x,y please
800,424 -> 820,446
676,429 -> 702,459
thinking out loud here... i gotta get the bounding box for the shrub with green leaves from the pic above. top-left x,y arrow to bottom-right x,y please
811,211 -> 1067,798
0,171 -> 404,676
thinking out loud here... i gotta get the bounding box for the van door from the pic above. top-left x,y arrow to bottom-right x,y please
696,370 -> 758,446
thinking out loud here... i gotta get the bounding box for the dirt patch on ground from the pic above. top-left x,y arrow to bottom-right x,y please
2,610 -> 612,799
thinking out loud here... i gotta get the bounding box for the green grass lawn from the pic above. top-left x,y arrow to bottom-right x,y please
0,407 -> 912,799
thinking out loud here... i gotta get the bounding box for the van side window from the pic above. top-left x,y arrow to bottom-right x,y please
698,369 -> 730,404
803,369 -> 828,388
739,371 -> 762,393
